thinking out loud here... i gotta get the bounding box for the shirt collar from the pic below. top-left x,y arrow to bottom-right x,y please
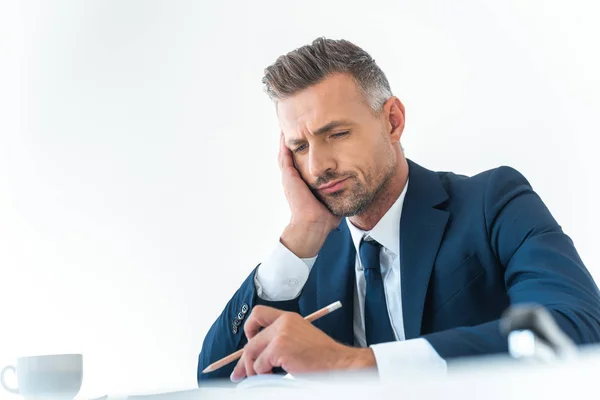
346,178 -> 409,257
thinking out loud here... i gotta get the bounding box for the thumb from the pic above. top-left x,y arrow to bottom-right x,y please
243,305 -> 286,340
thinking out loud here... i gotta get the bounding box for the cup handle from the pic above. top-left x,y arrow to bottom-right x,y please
1,365 -> 19,394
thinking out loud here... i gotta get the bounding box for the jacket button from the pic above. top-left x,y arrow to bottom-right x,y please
233,318 -> 242,327
241,304 -> 249,314
237,312 -> 244,320
232,325 -> 238,334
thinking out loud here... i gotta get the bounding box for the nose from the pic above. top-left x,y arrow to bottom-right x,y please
308,146 -> 336,178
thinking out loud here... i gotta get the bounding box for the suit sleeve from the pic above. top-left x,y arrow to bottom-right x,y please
196,266 -> 300,383
423,166 -> 600,359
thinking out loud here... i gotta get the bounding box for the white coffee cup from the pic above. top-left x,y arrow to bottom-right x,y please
1,354 -> 83,399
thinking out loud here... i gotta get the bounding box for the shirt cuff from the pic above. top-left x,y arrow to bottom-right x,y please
370,338 -> 447,382
254,240 -> 318,301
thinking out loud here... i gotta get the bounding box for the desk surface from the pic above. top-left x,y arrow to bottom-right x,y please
101,346 -> 600,400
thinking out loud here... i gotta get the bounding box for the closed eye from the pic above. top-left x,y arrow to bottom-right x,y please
331,131 -> 349,138
293,131 -> 349,153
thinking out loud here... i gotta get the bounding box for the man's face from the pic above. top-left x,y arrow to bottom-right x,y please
277,73 -> 401,217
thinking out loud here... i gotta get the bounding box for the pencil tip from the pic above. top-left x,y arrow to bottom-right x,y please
202,367 -> 212,373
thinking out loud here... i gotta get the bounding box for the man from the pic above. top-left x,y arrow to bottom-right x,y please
197,37 -> 600,383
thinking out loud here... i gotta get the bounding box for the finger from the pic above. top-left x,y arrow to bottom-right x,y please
244,305 -> 286,340
234,323 -> 278,380
279,132 -> 294,170
243,322 -> 277,362
243,350 -> 257,377
231,356 -> 246,382
254,338 -> 284,375
278,132 -> 283,169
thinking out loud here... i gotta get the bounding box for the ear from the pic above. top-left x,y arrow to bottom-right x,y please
383,97 -> 405,144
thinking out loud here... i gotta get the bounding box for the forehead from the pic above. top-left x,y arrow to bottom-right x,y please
277,73 -> 371,137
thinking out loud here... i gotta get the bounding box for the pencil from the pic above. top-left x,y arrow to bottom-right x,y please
202,300 -> 343,374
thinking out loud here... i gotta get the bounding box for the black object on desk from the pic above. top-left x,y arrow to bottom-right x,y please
500,304 -> 578,361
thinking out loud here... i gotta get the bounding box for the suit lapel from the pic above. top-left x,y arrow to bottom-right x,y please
401,160 -> 449,339
306,222 -> 356,346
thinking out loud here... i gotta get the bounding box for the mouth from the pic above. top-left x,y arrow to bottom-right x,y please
317,177 -> 350,194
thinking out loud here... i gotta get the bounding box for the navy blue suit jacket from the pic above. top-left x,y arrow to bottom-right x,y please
197,160 -> 600,383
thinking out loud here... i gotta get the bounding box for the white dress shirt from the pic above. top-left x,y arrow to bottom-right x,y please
254,180 -> 447,380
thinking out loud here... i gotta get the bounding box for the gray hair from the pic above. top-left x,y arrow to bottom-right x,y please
262,37 -> 393,112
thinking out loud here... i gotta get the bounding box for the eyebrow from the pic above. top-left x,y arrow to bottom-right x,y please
286,120 -> 352,147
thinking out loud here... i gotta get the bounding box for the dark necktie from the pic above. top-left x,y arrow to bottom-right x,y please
359,237 -> 396,346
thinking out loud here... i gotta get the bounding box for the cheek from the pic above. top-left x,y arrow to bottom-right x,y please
339,145 -> 373,177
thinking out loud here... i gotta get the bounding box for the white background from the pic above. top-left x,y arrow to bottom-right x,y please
1,0 -> 599,396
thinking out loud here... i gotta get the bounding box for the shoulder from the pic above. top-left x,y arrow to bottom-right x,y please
424,164 -> 535,218
436,165 -> 531,198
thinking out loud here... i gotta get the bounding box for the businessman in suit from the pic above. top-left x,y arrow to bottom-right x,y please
197,37 -> 600,383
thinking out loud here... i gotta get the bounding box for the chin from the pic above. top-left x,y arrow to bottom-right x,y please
326,200 -> 365,218
322,201 -> 347,217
